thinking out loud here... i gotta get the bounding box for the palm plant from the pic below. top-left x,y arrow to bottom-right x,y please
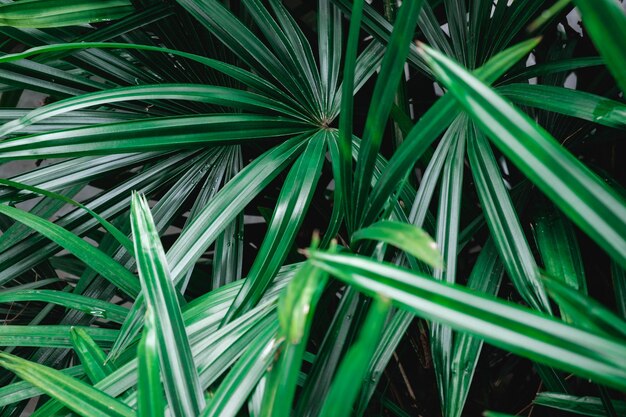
0,0 -> 624,416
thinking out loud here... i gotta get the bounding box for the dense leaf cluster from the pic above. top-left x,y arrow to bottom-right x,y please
0,1 -> 624,416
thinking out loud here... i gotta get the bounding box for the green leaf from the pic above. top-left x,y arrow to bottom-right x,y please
0,184 -> 82,252
211,147 -> 244,290
542,276 -> 626,339
446,240 -> 504,417
0,289 -> 128,323
331,41 -> 386,119
354,308 -> 413,417
321,131 -> 345,248
0,366 -> 85,407
526,0 -> 572,33
534,392 -> 626,417
612,261 -> 626,320
443,0 -> 468,64
0,264 -> 297,410
0,325 -> 117,348
499,84 -> 626,130
167,135 -> 308,283
261,260 -> 329,417
336,0 -> 364,233
330,0 -> 429,74
138,308 -> 165,417
572,0 -> 626,94
199,322 -> 279,417
70,327 -> 117,384
109,139 -> 307,361
243,0 -> 324,119
467,127 -> 550,312
533,208 -> 587,297
0,352 -> 134,417
0,178 -> 133,254
0,203 -> 140,297
0,114 -> 308,160
294,287 -> 360,417
0,42 -> 304,110
318,0 -> 342,115
0,0 -> 133,28
483,412 -> 517,417
353,0 -> 423,227
352,220 -> 443,269
431,120 -> 466,417
307,250 -> 626,391
363,37 -> 542,226
131,192 -> 205,417
175,0 -> 313,113
0,151 -> 194,288
319,297 -> 391,417
407,118 -> 457,229
0,84 -> 306,138
504,57 -> 604,83
418,43 -> 626,270
222,135 -> 326,322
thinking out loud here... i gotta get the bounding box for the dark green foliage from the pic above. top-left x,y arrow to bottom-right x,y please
0,1 -> 624,416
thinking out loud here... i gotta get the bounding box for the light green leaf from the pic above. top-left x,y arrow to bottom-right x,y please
352,220 -> 443,269
261,259 -> 329,417
542,275 -> 626,339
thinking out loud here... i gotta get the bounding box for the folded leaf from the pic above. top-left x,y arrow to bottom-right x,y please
352,220 -> 443,268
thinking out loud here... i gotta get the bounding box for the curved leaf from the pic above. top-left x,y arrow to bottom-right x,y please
0,203 -> 140,297
308,250 -> 626,391
0,0 -> 133,28
0,84 -> 307,138
0,289 -> 128,323
499,83 -> 626,129
0,114 -> 308,160
0,351 -> 133,417
352,220 -> 443,268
